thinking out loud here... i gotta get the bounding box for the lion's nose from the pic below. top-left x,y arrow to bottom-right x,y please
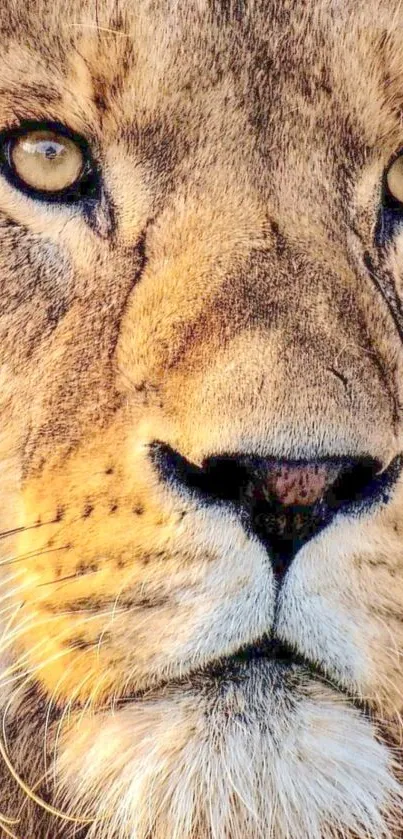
199,454 -> 381,578
254,462 -> 342,506
154,444 -> 385,579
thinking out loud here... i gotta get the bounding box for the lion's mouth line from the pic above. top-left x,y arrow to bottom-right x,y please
214,635 -> 307,671
113,634 -> 368,717
108,636 -> 309,707
152,443 -> 402,575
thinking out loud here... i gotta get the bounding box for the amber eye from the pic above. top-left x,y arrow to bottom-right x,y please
385,154 -> 403,205
9,129 -> 85,194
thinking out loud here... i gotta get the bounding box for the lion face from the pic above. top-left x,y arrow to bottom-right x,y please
2,1 -> 403,837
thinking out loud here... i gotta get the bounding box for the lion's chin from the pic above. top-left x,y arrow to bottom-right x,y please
56,658 -> 402,839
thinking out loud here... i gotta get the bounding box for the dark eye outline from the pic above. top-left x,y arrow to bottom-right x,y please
0,120 -> 99,204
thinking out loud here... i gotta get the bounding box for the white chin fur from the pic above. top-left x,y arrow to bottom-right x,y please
57,661 -> 402,839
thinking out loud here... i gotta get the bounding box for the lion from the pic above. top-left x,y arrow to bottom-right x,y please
2,0 -> 403,836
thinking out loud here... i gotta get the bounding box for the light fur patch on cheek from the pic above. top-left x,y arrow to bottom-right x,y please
56,672 -> 402,839
277,503 -> 403,710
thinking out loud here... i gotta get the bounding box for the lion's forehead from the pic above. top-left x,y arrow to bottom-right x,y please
0,0 -> 400,310
0,0 -> 399,166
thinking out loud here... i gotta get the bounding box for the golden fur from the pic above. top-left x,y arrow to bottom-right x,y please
1,0 -> 403,836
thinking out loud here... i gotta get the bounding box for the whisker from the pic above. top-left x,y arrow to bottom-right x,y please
52,667 -> 99,786
0,602 -> 24,622
16,765 -> 53,823
0,545 -> 71,570
36,572 -> 82,589
0,818 -> 21,839
0,644 -> 112,828
44,652 -> 96,779
0,703 -> 94,828
0,602 -> 25,666
68,22 -> 131,36
0,611 -> 103,689
0,581 -> 32,609
0,519 -> 58,541
0,604 -> 127,684
95,572 -> 132,661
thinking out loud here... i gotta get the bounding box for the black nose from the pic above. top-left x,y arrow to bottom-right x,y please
153,444 -> 395,580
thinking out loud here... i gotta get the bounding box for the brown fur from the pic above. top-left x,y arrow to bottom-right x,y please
1,0 -> 403,836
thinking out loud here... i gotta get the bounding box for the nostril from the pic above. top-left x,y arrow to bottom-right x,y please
185,453 -> 382,510
326,457 -> 382,508
152,444 -> 251,504
152,443 -> 399,579
256,457 -> 382,510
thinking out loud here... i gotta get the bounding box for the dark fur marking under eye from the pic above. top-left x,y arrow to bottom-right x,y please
93,92 -> 108,113
364,250 -> 403,345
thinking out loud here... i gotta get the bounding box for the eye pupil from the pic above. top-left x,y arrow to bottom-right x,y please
22,139 -> 65,161
43,142 -> 61,160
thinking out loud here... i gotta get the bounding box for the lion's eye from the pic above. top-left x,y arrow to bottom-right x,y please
9,130 -> 84,194
385,154 -> 403,205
